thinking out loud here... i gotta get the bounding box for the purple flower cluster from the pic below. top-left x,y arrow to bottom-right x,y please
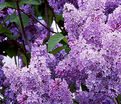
0,55 -> 4,87
108,5 -> 121,32
49,78 -> 73,104
0,55 -> 18,104
48,0 -> 78,14
1,0 -> 121,103
56,37 -> 89,87
2,38 -> 72,104
75,91 -> 115,104
55,0 -> 121,103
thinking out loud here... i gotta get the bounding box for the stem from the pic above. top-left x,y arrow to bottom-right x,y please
115,97 -> 120,104
114,98 -> 120,104
16,0 -> 31,50
18,56 -> 19,67
55,21 -> 59,32
19,9 -> 56,34
9,6 -> 56,33
14,56 -> 17,66
32,14 -> 56,34
43,0 -> 51,43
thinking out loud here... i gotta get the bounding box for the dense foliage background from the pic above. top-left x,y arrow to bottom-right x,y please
0,0 -> 121,104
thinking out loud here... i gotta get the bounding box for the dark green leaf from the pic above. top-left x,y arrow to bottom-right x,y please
34,5 -> 41,17
50,46 -> 65,55
6,46 -> 18,58
56,14 -> 63,22
0,23 -> 19,40
20,0 -> 40,5
0,41 -> 29,59
61,30 -> 68,36
0,2 -> 16,11
48,33 -> 64,52
22,52 -> 31,66
69,82 -> 76,93
21,13 -> 29,27
73,103 -> 78,104
4,15 -> 10,22
73,99 -> 80,104
9,12 -> 29,29
37,2 -> 53,25
23,54 -> 27,65
64,44 -> 71,54
0,2 -> 8,11
0,24 -> 12,34
63,36 -> 68,44
81,84 -> 89,92
9,34 -> 19,40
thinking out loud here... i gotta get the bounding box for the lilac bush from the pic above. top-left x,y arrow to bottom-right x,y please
0,0 -> 121,104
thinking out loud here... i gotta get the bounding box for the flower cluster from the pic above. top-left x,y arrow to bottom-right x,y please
2,39 -> 72,104
48,0 -> 78,14
75,91 -> 115,104
55,0 -> 121,103
0,0 -> 121,103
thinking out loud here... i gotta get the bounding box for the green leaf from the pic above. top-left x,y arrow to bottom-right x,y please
81,84 -> 89,91
4,15 -> 10,22
34,5 -> 41,17
0,41 -> 22,57
73,99 -> 80,104
63,36 -> 68,44
5,34 -> 19,40
0,24 -> 12,34
0,2 -> 8,11
61,30 -> 68,36
9,34 -> 19,40
48,33 -> 64,52
20,0 -> 40,5
21,13 -> 29,27
36,2 -> 53,25
69,82 -> 76,93
50,46 -> 65,55
22,52 -> 31,66
0,23 -> 19,40
9,12 -> 29,29
56,14 -> 63,22
64,44 -> 71,54
0,2 -> 16,11
23,54 -> 27,65
6,46 -> 18,58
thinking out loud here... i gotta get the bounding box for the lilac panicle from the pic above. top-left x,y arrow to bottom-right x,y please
48,0 -> 78,14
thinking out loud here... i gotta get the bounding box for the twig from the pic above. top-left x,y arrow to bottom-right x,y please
43,0 -> 51,43
6,4 -> 56,34
14,56 -> 17,66
55,21 -> 59,32
112,97 -> 120,104
114,97 -> 120,104
19,9 -> 56,34
16,0 -> 31,50
18,56 -> 19,67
